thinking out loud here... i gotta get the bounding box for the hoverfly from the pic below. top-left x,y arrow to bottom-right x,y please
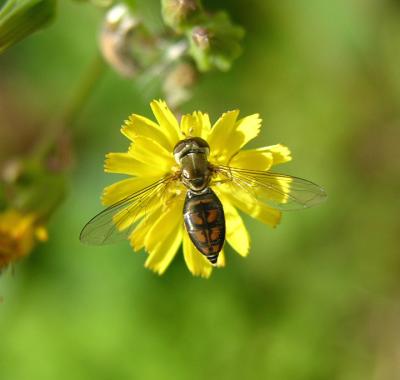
80,137 -> 326,265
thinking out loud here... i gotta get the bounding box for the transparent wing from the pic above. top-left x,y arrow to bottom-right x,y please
214,165 -> 327,211
80,176 -> 176,245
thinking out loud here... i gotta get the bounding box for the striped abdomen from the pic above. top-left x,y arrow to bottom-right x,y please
183,189 -> 225,265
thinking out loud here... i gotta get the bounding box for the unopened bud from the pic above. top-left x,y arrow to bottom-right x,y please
99,4 -> 141,77
161,0 -> 202,32
164,62 -> 197,108
188,11 -> 244,72
192,27 -> 210,50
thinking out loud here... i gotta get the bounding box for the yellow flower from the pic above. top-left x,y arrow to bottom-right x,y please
99,100 -> 292,278
0,209 -> 48,271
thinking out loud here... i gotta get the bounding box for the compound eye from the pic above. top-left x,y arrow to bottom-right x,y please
191,137 -> 210,149
173,141 -> 187,162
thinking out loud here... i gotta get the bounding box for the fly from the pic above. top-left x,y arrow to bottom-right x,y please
173,137 -> 225,264
80,138 -> 327,266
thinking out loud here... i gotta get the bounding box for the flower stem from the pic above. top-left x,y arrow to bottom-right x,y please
61,53 -> 106,129
33,53 -> 107,162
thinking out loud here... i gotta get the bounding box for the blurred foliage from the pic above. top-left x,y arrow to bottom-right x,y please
0,0 -> 56,53
1,0 -> 400,379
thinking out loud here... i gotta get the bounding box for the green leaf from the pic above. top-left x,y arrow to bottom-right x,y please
0,0 -> 56,54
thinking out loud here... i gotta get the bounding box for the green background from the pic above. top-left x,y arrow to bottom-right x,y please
1,0 -> 400,379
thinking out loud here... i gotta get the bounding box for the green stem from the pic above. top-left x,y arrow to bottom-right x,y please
61,53 -> 106,129
33,53 -> 107,161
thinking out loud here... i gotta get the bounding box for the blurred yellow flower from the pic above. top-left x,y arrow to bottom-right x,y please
101,100 -> 291,278
0,209 -> 48,271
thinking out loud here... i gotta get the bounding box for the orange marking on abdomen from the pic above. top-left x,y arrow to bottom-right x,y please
192,230 -> 207,243
191,212 -> 204,225
207,244 -> 220,254
206,209 -> 218,223
210,227 -> 222,241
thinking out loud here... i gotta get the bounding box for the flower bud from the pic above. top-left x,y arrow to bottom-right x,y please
161,0 -> 202,32
0,163 -> 66,272
99,4 -> 141,77
0,209 -> 47,272
192,27 -> 210,50
188,11 -> 244,72
100,4 -> 162,78
164,62 -> 198,109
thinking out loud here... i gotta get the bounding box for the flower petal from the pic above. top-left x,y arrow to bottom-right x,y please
105,152 -> 161,177
0,210 -> 37,263
216,249 -> 226,267
144,205 -> 182,274
207,110 -> 240,163
224,114 -> 262,160
145,228 -> 182,275
218,193 -> 250,257
128,136 -> 175,174
144,196 -> 183,250
182,230 -> 213,278
102,176 -> 160,206
35,226 -> 48,242
150,100 -> 182,147
180,111 -> 211,139
266,144 -> 292,166
122,113 -> 173,150
221,186 -> 282,228
129,203 -> 163,251
229,149 -> 273,171
232,144 -> 291,169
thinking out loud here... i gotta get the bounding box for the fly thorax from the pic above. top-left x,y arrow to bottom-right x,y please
180,153 -> 210,192
173,137 -> 211,193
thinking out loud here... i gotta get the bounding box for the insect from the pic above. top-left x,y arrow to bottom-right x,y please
80,137 -> 326,265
